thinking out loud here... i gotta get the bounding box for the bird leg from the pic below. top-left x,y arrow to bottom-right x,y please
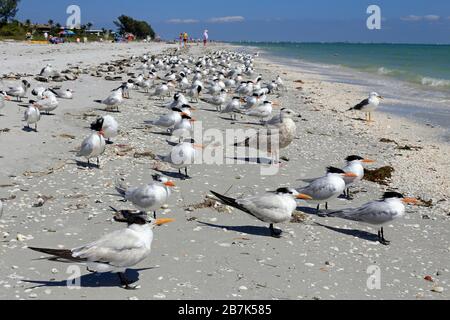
117,272 -> 138,290
346,188 -> 353,200
325,202 -> 329,211
316,204 -> 320,213
269,224 -> 282,238
97,157 -> 100,169
153,211 -> 157,219
184,167 -> 190,179
35,123 -> 38,132
378,227 -> 390,246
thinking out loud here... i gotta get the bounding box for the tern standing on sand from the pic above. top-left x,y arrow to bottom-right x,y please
325,192 -> 419,245
77,131 -> 106,168
297,167 -> 358,212
211,188 -> 312,238
90,115 -> 119,144
29,214 -> 174,289
7,80 -> 30,102
341,155 -> 375,199
0,91 -> 11,114
24,104 -> 41,132
116,175 -> 176,219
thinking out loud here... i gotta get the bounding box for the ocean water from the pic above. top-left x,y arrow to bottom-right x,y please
235,42 -> 450,141
238,42 -> 450,91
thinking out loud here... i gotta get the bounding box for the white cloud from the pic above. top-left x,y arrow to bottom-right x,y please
401,14 -> 440,22
207,16 -> 245,23
424,15 -> 440,21
166,19 -> 199,24
401,15 -> 423,21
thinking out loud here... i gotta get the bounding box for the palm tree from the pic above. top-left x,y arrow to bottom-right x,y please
86,22 -> 93,30
48,19 -> 53,27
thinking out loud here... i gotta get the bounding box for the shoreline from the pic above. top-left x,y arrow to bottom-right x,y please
233,44 -> 450,141
0,42 -> 449,300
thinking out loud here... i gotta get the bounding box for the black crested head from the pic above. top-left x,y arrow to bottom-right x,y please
275,187 -> 294,194
327,167 -> 345,174
184,138 -> 195,144
152,174 -> 163,182
197,85 -> 202,93
181,104 -> 192,109
90,117 -> 104,131
346,155 -> 364,162
172,107 -> 183,112
382,192 -> 404,199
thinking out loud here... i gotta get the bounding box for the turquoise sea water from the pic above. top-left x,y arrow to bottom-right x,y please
234,42 -> 450,140
237,42 -> 450,91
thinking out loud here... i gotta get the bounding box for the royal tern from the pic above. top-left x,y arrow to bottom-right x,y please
158,139 -> 203,179
115,174 -> 176,219
244,101 -> 274,122
7,79 -> 30,102
151,83 -> 170,101
172,114 -> 195,141
90,115 -> 119,144
341,155 -> 375,199
29,213 -> 175,289
145,107 -> 184,132
326,192 -> 419,245
210,188 -> 312,238
77,131 -> 106,168
0,91 -> 11,114
297,167 -> 358,212
49,87 -> 74,99
95,87 -> 123,112
166,93 -> 188,110
32,90 -> 59,114
24,104 -> 41,132
186,85 -> 202,103
221,97 -> 241,120
201,89 -> 228,111
349,92 -> 383,122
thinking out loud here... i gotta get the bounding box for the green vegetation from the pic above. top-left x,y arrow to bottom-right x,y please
0,0 -> 20,24
114,15 -> 155,39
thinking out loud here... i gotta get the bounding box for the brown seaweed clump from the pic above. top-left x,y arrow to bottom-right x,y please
364,166 -> 395,185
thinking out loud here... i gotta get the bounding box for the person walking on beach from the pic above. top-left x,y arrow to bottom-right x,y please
203,29 -> 209,46
179,33 -> 183,46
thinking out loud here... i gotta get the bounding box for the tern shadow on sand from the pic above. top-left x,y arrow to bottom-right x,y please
314,222 -> 379,242
75,159 -> 100,169
198,221 -> 275,238
153,169 -> 192,180
229,157 -> 278,165
23,268 -> 154,289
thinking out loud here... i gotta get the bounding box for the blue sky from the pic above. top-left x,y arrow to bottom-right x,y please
15,0 -> 450,43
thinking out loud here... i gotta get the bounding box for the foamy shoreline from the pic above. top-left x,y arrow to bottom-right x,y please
0,41 -> 449,300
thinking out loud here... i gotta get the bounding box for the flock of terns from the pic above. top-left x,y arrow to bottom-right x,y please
0,47 -> 421,290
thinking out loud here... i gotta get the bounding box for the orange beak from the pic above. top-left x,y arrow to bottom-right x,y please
4,95 -> 11,101
344,172 -> 358,178
402,198 -> 419,205
155,218 -> 175,226
164,181 -> 176,187
297,194 -> 313,200
362,159 -> 376,164
194,144 -> 205,150
272,102 -> 281,107
99,130 -> 105,137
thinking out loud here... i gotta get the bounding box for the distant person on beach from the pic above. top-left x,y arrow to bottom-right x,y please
183,32 -> 188,46
203,29 -> 209,46
179,33 -> 183,46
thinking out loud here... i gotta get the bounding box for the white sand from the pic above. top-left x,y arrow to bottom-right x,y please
0,41 -> 449,300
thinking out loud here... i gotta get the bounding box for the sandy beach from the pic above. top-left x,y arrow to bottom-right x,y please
0,41 -> 449,300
